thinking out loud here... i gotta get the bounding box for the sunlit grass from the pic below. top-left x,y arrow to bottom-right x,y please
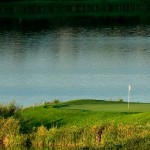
16,99 -> 150,130
0,99 -> 150,149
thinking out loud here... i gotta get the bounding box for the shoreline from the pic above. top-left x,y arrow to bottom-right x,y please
0,1 -> 150,23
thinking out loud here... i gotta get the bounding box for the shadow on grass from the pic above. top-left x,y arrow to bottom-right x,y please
46,119 -> 64,129
53,104 -> 69,108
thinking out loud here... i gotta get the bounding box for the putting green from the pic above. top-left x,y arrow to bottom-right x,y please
55,99 -> 150,112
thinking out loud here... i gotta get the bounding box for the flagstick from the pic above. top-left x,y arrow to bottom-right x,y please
128,88 -> 130,109
128,84 -> 131,109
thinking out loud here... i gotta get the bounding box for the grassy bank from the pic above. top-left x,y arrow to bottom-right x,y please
0,99 -> 150,149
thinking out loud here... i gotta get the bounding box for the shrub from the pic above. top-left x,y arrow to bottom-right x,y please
117,97 -> 124,102
52,99 -> 60,104
0,100 -> 21,118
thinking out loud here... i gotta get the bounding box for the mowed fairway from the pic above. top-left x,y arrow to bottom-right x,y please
54,99 -> 150,112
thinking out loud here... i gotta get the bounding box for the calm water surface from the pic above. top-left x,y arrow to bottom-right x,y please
0,25 -> 150,106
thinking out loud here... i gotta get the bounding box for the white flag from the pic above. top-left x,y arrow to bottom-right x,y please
128,84 -> 131,91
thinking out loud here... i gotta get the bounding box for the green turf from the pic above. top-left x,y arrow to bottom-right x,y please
17,99 -> 150,131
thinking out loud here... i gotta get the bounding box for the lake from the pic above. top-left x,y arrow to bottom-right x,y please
0,25 -> 150,106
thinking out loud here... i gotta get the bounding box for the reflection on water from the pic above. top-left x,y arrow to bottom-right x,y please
0,25 -> 150,105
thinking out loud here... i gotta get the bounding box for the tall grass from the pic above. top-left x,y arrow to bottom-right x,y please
0,117 -> 27,146
30,123 -> 150,149
0,120 -> 149,149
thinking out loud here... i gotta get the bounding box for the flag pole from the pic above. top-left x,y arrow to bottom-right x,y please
128,84 -> 131,109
